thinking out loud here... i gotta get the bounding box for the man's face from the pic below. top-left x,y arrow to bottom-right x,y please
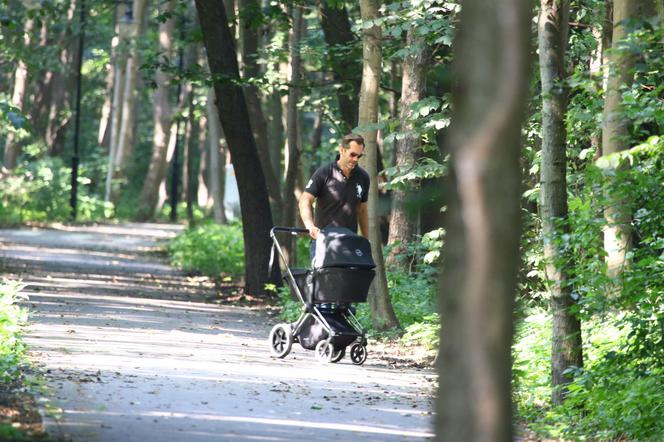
339,141 -> 365,171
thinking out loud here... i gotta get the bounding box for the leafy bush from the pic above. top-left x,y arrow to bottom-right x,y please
561,363 -> 664,440
168,221 -> 245,277
514,137 -> 664,439
0,158 -> 113,225
0,279 -> 27,384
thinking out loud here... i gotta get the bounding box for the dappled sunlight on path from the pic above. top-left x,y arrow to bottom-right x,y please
0,224 -> 435,441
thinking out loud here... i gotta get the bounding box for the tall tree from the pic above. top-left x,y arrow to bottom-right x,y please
238,0 -> 283,221
28,1 -> 77,156
385,25 -> 432,269
135,0 -> 177,221
2,18 -> 34,170
317,0 -> 362,133
109,0 -> 148,202
195,0 -> 279,295
282,4 -> 303,235
104,4 -> 132,202
435,0 -> 532,440
206,88 -> 228,224
538,0 -> 583,405
358,0 -> 400,331
601,0 -> 655,277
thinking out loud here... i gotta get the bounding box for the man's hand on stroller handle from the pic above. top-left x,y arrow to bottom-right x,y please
306,224 -> 320,239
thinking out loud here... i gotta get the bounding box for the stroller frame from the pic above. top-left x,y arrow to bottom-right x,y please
268,226 -> 369,364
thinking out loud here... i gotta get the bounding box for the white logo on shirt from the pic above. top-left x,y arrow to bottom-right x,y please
306,179 -> 313,189
356,184 -> 363,198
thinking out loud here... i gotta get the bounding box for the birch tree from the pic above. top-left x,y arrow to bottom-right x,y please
106,0 -> 148,203
601,0 -> 656,277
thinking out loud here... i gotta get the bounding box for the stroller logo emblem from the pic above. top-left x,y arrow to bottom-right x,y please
355,249 -> 363,257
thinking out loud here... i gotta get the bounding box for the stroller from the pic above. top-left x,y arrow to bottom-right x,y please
268,226 -> 375,365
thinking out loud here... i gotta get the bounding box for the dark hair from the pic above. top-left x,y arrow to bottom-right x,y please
341,133 -> 365,148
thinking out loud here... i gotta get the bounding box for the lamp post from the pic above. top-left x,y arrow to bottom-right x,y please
70,0 -> 86,221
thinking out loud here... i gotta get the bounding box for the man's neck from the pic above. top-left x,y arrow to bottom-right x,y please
337,160 -> 352,178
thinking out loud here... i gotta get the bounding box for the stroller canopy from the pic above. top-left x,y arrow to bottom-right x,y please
313,227 -> 375,269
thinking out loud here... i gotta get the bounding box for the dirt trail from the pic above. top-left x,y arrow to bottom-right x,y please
0,223 -> 435,441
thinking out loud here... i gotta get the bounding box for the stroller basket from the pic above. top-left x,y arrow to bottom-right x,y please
285,267 -> 375,304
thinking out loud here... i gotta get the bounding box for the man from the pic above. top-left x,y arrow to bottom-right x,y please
299,133 -> 369,241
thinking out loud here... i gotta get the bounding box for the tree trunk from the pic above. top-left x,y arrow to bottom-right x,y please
197,110 -> 210,208
538,0 -> 584,406
267,89 -> 284,186
185,87 -> 197,224
281,4 -> 304,264
135,0 -> 177,221
435,0 -> 532,440
282,5 -> 303,225
113,0 -> 149,199
105,6 -> 130,202
207,88 -> 228,224
3,18 -> 34,170
318,0 -> 362,133
196,0 -> 280,295
385,27 -> 431,269
97,6 -> 125,149
239,0 -> 283,221
358,0 -> 400,331
45,0 -> 77,157
29,21 -> 52,142
601,0 -> 654,278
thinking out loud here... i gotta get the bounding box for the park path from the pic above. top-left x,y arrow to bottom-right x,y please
0,223 -> 435,442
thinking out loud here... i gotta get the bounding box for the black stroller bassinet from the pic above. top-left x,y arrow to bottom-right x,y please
268,226 -> 375,364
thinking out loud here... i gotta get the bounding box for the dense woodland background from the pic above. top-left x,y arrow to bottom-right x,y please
1,0 -> 663,440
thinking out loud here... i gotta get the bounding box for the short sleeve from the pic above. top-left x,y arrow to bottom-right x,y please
304,165 -> 327,197
360,172 -> 370,203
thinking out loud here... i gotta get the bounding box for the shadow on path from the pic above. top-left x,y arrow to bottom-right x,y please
0,224 -> 435,442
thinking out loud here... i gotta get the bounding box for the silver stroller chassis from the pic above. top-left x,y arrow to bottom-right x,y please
268,226 -> 368,364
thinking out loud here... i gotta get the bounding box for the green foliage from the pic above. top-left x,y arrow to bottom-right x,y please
168,221 -> 245,277
0,158 -> 113,225
561,364 -> 664,440
275,285 -> 301,323
515,134 -> 664,439
0,280 -> 27,384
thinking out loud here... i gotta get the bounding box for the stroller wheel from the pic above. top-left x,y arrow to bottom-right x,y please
330,347 -> 345,363
269,323 -> 293,358
349,343 -> 367,365
315,340 -> 334,363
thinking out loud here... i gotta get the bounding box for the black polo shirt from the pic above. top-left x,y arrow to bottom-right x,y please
304,157 -> 370,233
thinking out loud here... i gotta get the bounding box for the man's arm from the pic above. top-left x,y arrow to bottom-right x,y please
299,191 -> 320,239
357,202 -> 369,237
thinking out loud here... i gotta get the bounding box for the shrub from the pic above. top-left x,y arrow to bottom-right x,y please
0,158 -> 113,225
168,221 -> 245,277
0,279 -> 27,384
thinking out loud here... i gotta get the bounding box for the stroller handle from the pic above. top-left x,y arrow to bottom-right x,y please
270,226 -> 310,236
